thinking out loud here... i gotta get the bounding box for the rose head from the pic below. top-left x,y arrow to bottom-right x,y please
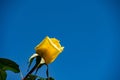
35,36 -> 64,64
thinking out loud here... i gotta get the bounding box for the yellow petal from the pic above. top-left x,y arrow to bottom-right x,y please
35,36 -> 64,64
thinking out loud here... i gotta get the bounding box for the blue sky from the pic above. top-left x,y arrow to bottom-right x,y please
0,0 -> 120,80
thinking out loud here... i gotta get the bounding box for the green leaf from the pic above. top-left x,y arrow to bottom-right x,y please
37,77 -> 45,80
49,77 -> 55,80
0,58 -> 20,73
24,74 -> 55,80
0,70 -> 7,80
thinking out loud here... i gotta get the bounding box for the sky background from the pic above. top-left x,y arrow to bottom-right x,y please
0,0 -> 120,80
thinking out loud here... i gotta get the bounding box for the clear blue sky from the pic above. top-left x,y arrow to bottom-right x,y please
0,0 -> 120,80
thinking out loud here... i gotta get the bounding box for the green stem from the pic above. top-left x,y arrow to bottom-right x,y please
46,64 -> 50,80
23,64 -> 37,80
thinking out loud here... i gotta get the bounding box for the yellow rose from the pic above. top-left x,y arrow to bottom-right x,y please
35,36 -> 64,64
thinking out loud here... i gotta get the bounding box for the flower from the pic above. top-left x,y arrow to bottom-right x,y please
35,36 -> 64,64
